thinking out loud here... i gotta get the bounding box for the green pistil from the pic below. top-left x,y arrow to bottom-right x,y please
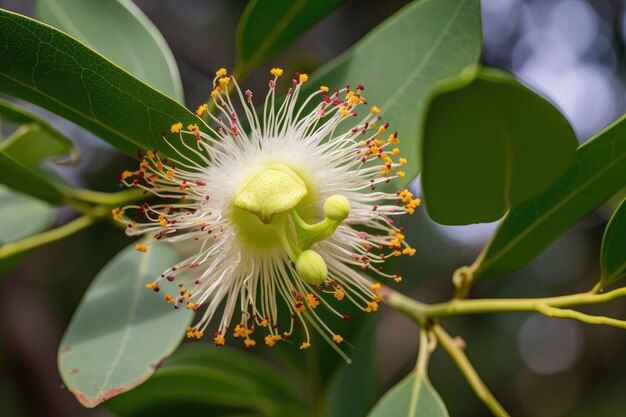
232,165 -> 351,284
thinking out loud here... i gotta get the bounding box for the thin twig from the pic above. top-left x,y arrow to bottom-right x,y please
432,325 -> 510,417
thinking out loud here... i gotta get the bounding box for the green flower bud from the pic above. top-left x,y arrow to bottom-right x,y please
295,250 -> 328,284
323,195 -> 350,222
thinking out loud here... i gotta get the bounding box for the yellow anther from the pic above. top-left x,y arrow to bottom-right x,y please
370,105 -> 381,114
165,294 -> 174,303
195,103 -> 208,116
159,215 -> 168,228
388,134 -> 399,144
334,288 -> 345,301
393,250 -> 402,257
214,336 -> 226,346
136,243 -> 147,253
378,126 -> 387,134
373,293 -> 384,302
402,248 -> 416,256
394,276 -> 403,283
332,334 -> 344,343
188,124 -> 199,133
219,77 -> 230,87
111,207 -> 125,221
320,85 -> 329,93
299,73 -> 309,83
166,169 -> 175,180
145,282 -> 155,289
244,338 -> 256,348
186,302 -> 195,309
270,67 -> 283,77
211,90 -> 218,98
359,141 -> 367,146
397,171 -> 405,178
171,122 -> 183,133
392,148 -> 400,156
364,301 -> 379,313
146,150 -> 155,160
260,319 -> 268,327
371,283 -> 381,291
300,342 -> 311,350
215,67 -> 228,77
340,109 -> 350,117
399,157 -> 407,166
265,335 -> 276,347
296,303 -> 306,313
405,207 -> 415,215
306,293 -> 319,309
233,324 -> 247,338
139,159 -> 149,172
121,170 -> 134,180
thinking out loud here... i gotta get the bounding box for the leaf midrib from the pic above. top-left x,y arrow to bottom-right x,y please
380,0 -> 468,113
91,250 -> 150,402
240,0 -> 308,71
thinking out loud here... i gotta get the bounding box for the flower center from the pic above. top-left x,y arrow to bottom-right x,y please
231,164 -> 351,284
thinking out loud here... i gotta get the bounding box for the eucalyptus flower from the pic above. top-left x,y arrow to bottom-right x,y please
113,68 -> 419,357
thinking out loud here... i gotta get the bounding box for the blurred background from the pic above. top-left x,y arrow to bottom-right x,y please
1,0 -> 625,416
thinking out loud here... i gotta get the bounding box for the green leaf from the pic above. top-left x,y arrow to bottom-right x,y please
0,185 -> 55,274
473,115 -> 626,280
0,9 -> 196,158
600,197 -> 626,289
58,243 -> 193,408
326,320 -> 379,417
367,372 -> 449,417
0,98 -> 76,163
306,0 -> 482,186
107,344 -> 308,417
0,100 -> 77,204
421,67 -> 578,225
0,185 -> 55,245
236,0 -> 343,76
34,0 -> 184,103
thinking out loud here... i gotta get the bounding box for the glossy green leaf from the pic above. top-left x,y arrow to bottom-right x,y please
0,9 -> 196,159
422,67 -> 577,225
58,243 -> 193,408
0,100 -> 77,204
368,372 -> 449,417
600,197 -> 626,289
305,0 -> 482,186
34,0 -> 184,102
473,115 -> 626,280
107,344 -> 307,417
236,0 -> 343,76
